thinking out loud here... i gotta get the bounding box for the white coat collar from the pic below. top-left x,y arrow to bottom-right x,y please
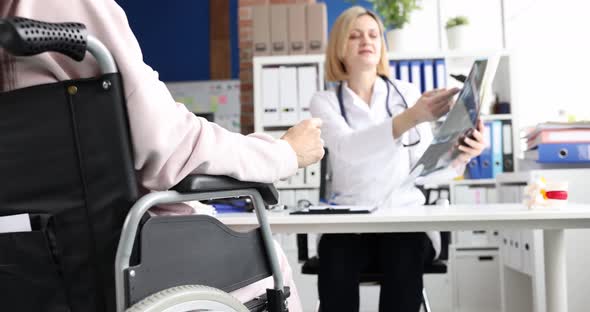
341,76 -> 388,114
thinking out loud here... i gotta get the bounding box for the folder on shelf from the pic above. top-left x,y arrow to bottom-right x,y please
480,122 -> 493,178
422,60 -> 435,92
502,121 -> 514,172
410,61 -> 423,93
270,5 -> 289,55
389,61 -> 398,79
305,162 -> 321,187
525,143 -> 590,163
306,3 -> 327,54
279,190 -> 296,207
288,4 -> 306,55
398,61 -> 410,82
527,128 -> 590,150
261,67 -> 280,126
297,66 -> 317,120
278,66 -> 298,125
252,5 -> 271,56
289,168 -> 305,187
491,120 -> 504,177
467,156 -> 482,179
434,59 -> 446,88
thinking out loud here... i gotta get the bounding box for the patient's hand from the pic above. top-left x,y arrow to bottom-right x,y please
281,118 -> 325,168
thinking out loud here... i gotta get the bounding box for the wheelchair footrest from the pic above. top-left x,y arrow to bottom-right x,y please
243,286 -> 290,312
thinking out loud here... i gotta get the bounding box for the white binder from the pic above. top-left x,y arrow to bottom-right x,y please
261,67 -> 280,126
304,162 -> 321,187
296,66 -> 317,121
290,168 -> 306,187
278,66 -> 298,125
410,61 -> 423,93
434,59 -> 446,88
389,61 -> 398,79
422,60 -> 435,92
398,61 -> 410,82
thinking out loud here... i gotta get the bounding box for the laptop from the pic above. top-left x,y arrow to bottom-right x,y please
408,57 -> 499,181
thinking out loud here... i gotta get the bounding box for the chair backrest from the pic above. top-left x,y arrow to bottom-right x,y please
0,17 -> 138,312
318,148 -> 331,203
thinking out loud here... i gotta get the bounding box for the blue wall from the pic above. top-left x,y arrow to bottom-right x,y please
318,0 -> 373,34
116,0 -> 212,82
114,1 -> 369,82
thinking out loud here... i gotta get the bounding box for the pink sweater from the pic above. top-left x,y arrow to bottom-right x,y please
5,0 -> 298,194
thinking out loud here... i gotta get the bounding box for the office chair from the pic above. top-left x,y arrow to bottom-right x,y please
0,17 -> 288,312
296,150 -> 451,312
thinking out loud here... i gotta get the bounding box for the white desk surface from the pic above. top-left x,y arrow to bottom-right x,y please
217,203 -> 590,233
218,203 -> 590,312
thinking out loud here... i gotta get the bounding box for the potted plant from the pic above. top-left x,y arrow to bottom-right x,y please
368,0 -> 422,52
445,16 -> 469,50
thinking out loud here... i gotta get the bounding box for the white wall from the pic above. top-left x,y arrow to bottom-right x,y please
504,0 -> 590,128
404,0 -> 590,129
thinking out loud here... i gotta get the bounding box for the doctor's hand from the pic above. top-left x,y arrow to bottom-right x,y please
454,119 -> 486,166
409,88 -> 460,124
281,118 -> 325,168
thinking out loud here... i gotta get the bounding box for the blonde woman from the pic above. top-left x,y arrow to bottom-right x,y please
309,6 -> 485,312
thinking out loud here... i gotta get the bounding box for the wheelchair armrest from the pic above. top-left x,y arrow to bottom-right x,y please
172,174 -> 279,205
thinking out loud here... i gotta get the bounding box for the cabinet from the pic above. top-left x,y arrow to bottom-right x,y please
496,169 -> 590,312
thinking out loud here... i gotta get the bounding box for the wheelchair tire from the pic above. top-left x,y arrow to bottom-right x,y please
126,285 -> 249,312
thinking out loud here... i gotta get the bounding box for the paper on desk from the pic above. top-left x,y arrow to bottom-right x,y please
308,205 -> 377,212
0,213 -> 32,234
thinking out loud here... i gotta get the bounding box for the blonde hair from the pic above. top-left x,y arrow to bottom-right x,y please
325,6 -> 390,82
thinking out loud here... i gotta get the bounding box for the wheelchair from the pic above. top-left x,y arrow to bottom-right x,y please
0,17 -> 289,312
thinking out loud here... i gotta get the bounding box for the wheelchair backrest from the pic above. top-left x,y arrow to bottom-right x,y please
0,17 -> 138,312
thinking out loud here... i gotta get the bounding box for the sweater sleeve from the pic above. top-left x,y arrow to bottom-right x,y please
78,0 -> 299,190
13,0 -> 298,191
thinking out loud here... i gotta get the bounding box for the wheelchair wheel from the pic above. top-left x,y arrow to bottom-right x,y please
126,285 -> 249,312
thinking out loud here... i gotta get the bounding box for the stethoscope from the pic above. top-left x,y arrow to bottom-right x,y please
337,75 -> 420,147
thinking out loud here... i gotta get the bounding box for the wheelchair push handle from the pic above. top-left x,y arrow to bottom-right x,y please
0,17 -> 87,61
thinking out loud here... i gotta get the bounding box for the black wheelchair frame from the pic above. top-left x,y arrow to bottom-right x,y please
0,17 -> 289,312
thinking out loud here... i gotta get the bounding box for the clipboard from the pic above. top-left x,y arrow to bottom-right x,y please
289,205 -> 376,215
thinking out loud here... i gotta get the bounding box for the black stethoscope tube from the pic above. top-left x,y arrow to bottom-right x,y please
337,75 -> 409,124
337,75 -> 420,147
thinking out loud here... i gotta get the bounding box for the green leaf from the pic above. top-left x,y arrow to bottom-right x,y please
363,0 -> 422,29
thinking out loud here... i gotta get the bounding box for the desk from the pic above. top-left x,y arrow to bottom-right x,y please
218,203 -> 590,312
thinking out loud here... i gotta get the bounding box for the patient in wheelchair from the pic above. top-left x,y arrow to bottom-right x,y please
1,1 -> 323,311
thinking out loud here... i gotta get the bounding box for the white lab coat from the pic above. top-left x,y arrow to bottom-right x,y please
310,77 -> 441,258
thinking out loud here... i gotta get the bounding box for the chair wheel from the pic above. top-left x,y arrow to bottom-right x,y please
126,285 -> 249,312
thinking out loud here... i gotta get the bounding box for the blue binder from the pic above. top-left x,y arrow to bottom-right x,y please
529,143 -> 590,163
467,156 -> 482,179
479,122 -> 493,178
491,120 -> 504,177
